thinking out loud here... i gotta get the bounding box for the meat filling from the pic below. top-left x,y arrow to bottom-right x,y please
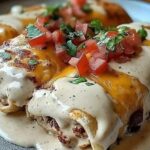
33,116 -> 88,148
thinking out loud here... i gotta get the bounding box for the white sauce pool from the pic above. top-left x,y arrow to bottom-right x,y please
0,112 -> 150,150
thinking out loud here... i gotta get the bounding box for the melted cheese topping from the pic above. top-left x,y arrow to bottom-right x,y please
28,77 -> 122,149
1,35 -> 64,85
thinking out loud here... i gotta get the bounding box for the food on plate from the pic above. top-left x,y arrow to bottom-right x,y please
0,0 -> 150,150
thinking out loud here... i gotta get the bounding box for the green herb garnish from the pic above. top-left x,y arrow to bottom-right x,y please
106,34 -> 124,51
44,5 -> 61,20
70,77 -> 87,84
118,26 -> 129,35
60,23 -> 74,34
65,40 -> 77,57
28,59 -> 39,66
89,19 -> 103,34
138,27 -> 148,40
82,3 -> 92,13
0,52 -> 11,60
85,82 -> 94,86
68,31 -> 83,40
26,24 -> 42,38
106,38 -> 116,51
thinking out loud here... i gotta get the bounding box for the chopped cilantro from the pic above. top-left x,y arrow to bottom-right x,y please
0,52 -> 11,60
26,24 -> 42,38
89,19 -> 103,34
138,27 -> 148,40
82,3 -> 92,13
78,43 -> 86,50
44,4 -> 61,20
118,26 -> 129,35
60,23 -> 74,34
65,40 -> 77,57
85,82 -> 94,86
106,38 -> 116,51
68,31 -> 83,40
28,59 -> 39,66
106,34 -> 124,51
70,77 -> 87,84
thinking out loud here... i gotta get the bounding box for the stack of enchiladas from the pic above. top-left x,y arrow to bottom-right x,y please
0,0 -> 150,150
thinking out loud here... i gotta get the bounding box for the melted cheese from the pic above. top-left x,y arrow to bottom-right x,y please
1,35 -> 64,85
91,71 -> 148,122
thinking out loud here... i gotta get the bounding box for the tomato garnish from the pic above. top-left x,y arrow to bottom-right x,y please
52,30 -> 65,44
89,57 -> 108,75
55,44 -> 71,63
75,22 -> 88,35
121,29 -> 142,55
71,0 -> 87,7
69,57 -> 79,66
36,16 -> 49,27
107,31 -> 118,38
84,39 -> 99,53
76,54 -> 89,76
28,34 -> 47,47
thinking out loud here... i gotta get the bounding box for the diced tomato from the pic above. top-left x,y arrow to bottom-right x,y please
71,0 -> 87,7
72,5 -> 86,17
59,7 -> 73,19
121,29 -> 142,55
36,16 -> 49,27
116,55 -> 130,63
28,34 -> 47,47
52,30 -> 65,44
108,44 -> 123,60
97,45 -> 108,60
35,24 -> 52,41
89,57 -> 108,75
47,19 -> 63,32
73,38 -> 85,45
76,54 -> 89,76
69,57 -> 79,66
55,44 -> 71,63
75,22 -> 88,35
84,40 -> 99,53
107,31 -> 118,38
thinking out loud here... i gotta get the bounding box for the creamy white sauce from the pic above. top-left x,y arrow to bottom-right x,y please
0,35 -> 34,108
110,46 -> 150,119
110,46 -> 150,89
0,112 -> 65,149
12,8 -> 45,20
0,112 -> 150,150
0,64 -> 35,107
0,15 -> 24,33
28,77 -> 122,149
11,5 -> 23,15
119,22 -> 150,40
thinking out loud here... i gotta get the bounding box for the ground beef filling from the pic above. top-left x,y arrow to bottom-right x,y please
127,109 -> 143,133
36,116 -> 88,147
